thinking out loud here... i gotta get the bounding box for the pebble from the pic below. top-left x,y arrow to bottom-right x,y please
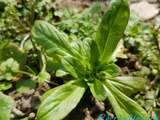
95,101 -> 105,112
12,107 -> 25,117
29,112 -> 35,119
21,97 -> 32,111
131,1 -> 159,21
11,114 -> 15,119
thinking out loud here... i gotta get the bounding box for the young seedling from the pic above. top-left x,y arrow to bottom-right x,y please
32,0 -> 150,120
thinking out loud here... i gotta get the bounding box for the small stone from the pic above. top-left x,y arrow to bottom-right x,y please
95,101 -> 105,112
21,97 -> 32,111
29,112 -> 35,119
131,1 -> 159,21
11,114 -> 15,119
12,108 -> 25,117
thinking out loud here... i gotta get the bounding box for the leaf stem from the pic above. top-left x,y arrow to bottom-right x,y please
17,70 -> 35,78
20,33 -> 30,49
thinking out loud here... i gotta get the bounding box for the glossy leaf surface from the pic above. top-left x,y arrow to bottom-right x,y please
37,80 -> 87,120
88,79 -> 107,101
96,0 -> 130,63
109,76 -> 146,96
32,21 -> 75,57
103,80 -> 149,120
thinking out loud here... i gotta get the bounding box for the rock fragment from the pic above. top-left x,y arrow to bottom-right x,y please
131,1 -> 159,21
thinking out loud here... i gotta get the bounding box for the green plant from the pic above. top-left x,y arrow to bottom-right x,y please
32,0 -> 150,119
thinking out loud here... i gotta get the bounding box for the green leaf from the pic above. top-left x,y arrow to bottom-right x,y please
90,40 -> 100,66
37,80 -> 87,120
71,40 -> 91,60
88,79 -> 107,101
32,21 -> 78,58
101,63 -> 121,77
109,76 -> 146,96
61,56 -> 78,78
37,70 -> 51,84
0,43 -> 26,67
61,55 -> 89,78
55,69 -> 68,77
0,92 -> 14,120
0,81 -> 12,91
0,58 -> 20,80
46,56 -> 62,72
103,80 -> 150,120
16,79 -> 37,93
70,39 -> 93,74
96,0 -> 130,63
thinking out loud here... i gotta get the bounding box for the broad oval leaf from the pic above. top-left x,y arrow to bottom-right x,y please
96,0 -> 130,63
109,76 -> 146,96
32,21 -> 75,57
103,80 -> 150,120
37,80 -> 87,120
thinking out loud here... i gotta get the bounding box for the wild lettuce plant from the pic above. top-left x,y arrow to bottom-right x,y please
32,0 -> 150,120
